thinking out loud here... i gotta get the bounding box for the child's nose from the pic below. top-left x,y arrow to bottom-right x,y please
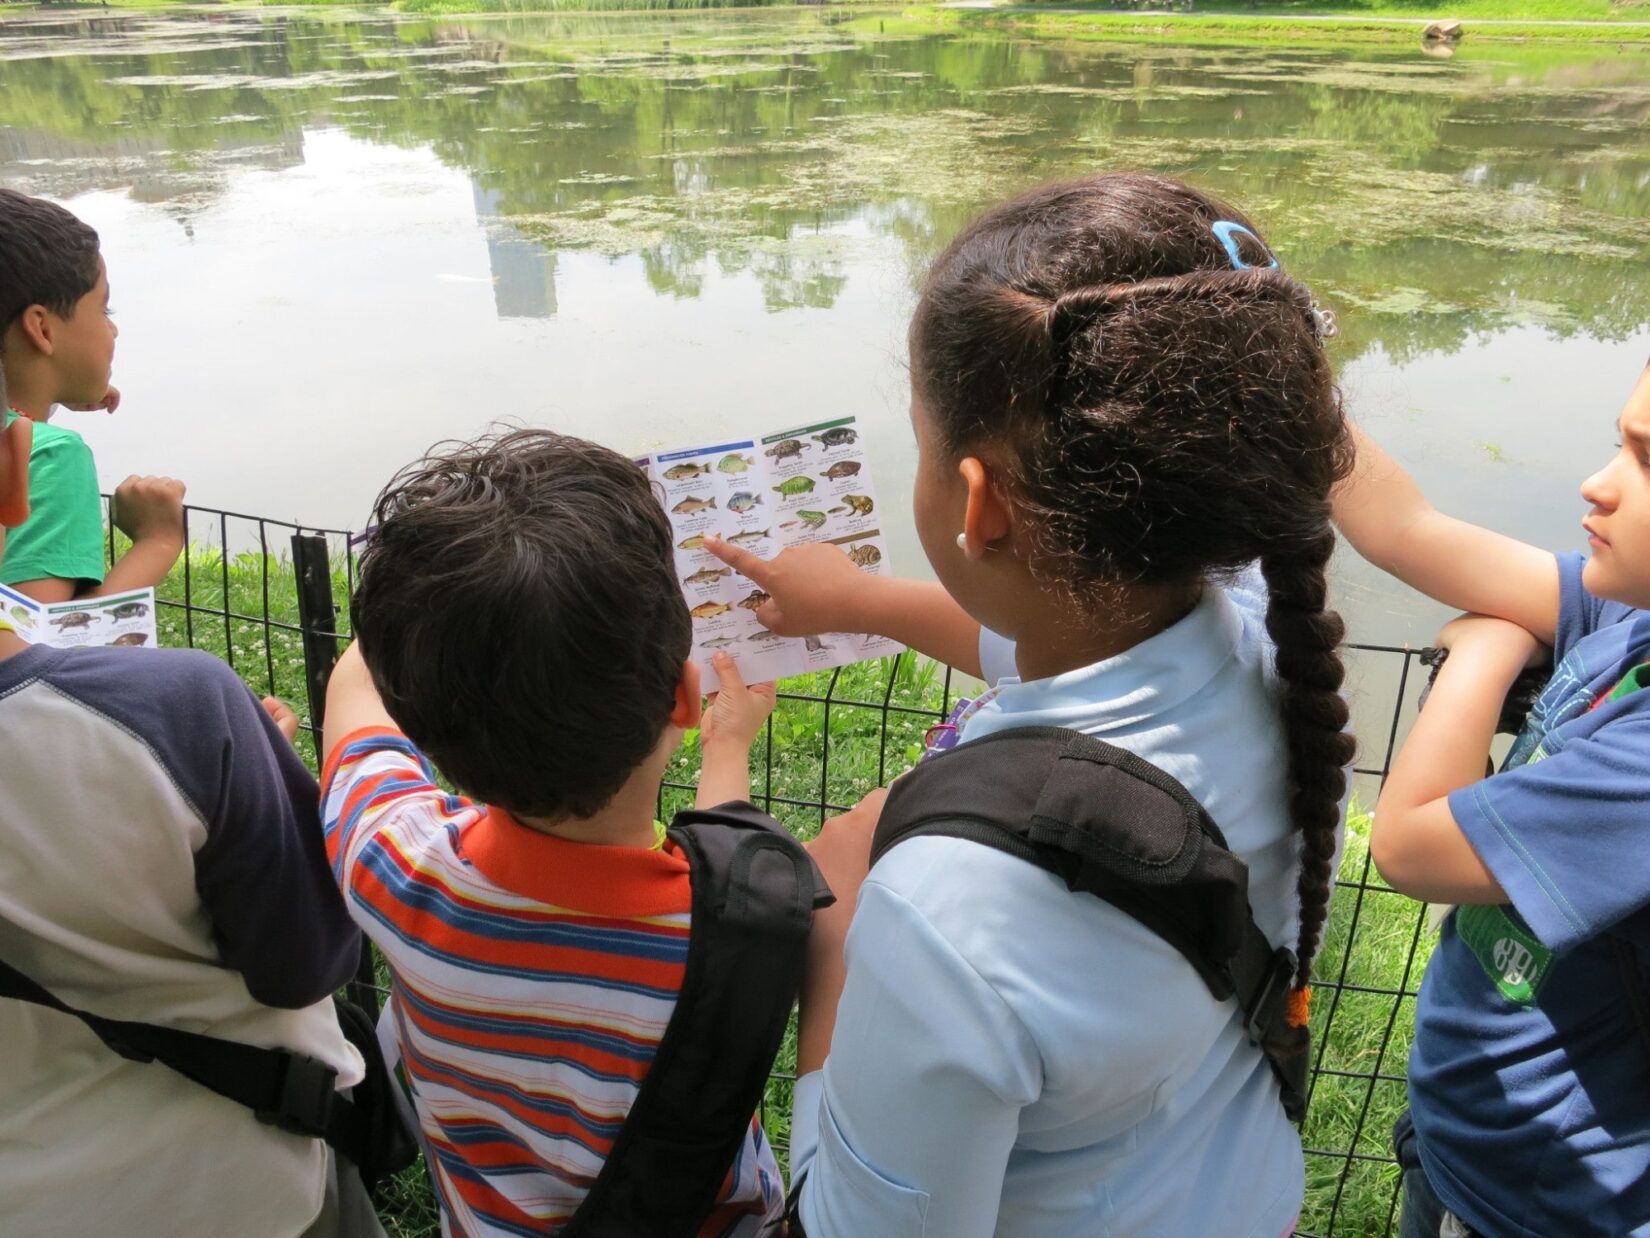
1581,464 -> 1617,509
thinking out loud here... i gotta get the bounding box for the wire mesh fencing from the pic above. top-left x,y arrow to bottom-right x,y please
102,498 -> 356,771
119,502 -> 1436,1237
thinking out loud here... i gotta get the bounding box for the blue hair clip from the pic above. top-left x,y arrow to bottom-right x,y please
1211,220 -> 1279,272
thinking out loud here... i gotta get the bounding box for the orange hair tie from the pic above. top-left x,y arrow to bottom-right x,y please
1285,985 -> 1312,1029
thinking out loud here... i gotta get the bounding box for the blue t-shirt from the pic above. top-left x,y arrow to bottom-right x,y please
1409,553 -> 1650,1237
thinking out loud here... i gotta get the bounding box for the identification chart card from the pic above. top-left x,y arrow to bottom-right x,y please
0,583 -> 159,650
637,416 -> 902,689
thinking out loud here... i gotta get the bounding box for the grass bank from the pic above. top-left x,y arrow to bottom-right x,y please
22,0 -> 1650,35
901,0 -> 1650,46
142,541 -> 1430,1235
1052,0 -> 1644,18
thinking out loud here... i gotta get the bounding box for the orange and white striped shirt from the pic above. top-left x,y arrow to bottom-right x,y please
322,727 -> 784,1237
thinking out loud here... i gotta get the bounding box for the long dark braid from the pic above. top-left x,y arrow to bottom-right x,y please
1261,532 -> 1356,988
913,172 -> 1357,1000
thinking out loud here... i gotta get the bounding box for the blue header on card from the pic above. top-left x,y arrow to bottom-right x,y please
0,582 -> 35,611
656,441 -> 754,464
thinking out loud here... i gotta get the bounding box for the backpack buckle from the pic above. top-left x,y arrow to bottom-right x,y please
256,1053 -> 338,1139
1244,947 -> 1297,1044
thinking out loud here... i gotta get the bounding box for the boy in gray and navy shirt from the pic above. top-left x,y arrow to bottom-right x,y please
0,205 -> 371,1236
0,642 -> 371,1236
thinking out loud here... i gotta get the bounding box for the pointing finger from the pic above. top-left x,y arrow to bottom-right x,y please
704,535 -> 771,586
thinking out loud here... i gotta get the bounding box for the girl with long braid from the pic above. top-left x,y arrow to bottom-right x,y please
707,172 -> 1355,1236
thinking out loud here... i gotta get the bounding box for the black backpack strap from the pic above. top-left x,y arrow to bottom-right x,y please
563,800 -> 833,1238
1229,919 -> 1309,1122
869,726 -> 1309,1121
330,994 -> 422,1189
0,956 -> 413,1181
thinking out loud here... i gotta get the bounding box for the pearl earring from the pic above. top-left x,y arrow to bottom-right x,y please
956,532 -> 969,552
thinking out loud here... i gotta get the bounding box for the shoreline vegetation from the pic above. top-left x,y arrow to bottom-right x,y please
918,2 -> 1650,48
10,0 -> 1650,43
914,1 -> 1650,46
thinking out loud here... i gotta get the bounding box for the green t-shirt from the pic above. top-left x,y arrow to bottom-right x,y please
1,411 -> 106,589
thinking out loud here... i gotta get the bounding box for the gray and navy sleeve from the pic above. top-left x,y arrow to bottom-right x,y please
48,648 -> 362,1007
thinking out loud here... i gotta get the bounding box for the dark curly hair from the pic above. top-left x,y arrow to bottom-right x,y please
912,172 -> 1356,997
0,188 -> 102,335
351,429 -> 691,820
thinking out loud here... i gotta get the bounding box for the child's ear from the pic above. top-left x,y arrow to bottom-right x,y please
957,456 -> 1013,554
12,306 -> 56,358
670,659 -> 703,730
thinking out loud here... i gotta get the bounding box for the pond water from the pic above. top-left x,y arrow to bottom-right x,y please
2,8 -> 1649,645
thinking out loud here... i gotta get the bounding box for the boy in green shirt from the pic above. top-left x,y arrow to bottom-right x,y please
0,189 -> 185,601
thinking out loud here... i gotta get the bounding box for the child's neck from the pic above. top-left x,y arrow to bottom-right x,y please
5,400 -> 53,424
3,366 -> 58,422
1012,582 -> 1202,682
512,749 -> 671,850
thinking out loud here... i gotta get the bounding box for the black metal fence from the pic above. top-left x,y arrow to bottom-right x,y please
122,502 -> 1436,1237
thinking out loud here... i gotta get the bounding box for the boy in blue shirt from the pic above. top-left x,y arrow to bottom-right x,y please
0,188 -> 186,601
1334,364 -> 1650,1237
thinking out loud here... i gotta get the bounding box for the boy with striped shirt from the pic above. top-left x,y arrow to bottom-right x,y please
321,430 -> 787,1237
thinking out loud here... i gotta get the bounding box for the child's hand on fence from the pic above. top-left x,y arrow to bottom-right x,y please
703,537 -> 871,635
260,695 -> 300,744
699,652 -> 776,755
1432,613 -> 1547,668
111,474 -> 186,546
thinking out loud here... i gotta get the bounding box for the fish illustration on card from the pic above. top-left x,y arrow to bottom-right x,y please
635,418 -> 901,689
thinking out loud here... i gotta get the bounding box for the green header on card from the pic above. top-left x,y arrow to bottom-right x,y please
44,591 -> 150,614
762,416 -> 856,444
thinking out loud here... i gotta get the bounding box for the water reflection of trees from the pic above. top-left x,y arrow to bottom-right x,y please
2,10 -> 1648,355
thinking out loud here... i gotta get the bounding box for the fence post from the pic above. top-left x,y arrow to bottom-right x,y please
291,533 -> 379,1016
291,533 -> 341,734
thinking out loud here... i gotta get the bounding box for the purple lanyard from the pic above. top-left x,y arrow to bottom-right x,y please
920,689 -> 1000,761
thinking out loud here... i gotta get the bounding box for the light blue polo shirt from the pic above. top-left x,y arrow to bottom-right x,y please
791,573 -> 1331,1238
